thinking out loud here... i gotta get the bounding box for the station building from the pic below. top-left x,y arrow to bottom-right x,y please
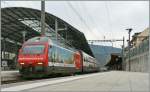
1,7 -> 94,70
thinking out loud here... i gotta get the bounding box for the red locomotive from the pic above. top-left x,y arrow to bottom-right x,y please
18,36 -> 99,77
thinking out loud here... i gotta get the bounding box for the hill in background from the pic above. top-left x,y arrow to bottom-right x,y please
89,44 -> 122,67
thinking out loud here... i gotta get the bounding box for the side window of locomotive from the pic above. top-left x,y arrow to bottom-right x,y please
48,46 -> 50,62
48,46 -> 52,62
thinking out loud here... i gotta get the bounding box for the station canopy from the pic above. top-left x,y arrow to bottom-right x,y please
1,7 -> 94,57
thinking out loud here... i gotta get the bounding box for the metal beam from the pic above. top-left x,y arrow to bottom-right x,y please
88,39 -> 123,42
17,8 -> 32,18
9,8 -> 25,20
2,27 -> 22,38
26,9 -> 40,21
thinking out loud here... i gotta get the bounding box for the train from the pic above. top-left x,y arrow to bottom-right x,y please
18,36 -> 99,77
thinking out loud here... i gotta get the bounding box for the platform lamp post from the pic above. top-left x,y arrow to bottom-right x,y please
64,25 -> 68,43
122,36 -> 125,70
126,28 -> 132,71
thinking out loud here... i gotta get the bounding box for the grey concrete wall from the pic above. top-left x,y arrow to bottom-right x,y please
124,36 -> 149,72
125,51 -> 149,72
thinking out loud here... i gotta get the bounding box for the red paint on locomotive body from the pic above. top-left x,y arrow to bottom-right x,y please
18,42 -> 49,67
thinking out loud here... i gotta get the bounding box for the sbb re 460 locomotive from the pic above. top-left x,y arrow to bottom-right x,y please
18,36 -> 99,77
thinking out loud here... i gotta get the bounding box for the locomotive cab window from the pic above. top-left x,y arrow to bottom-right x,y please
22,45 -> 45,54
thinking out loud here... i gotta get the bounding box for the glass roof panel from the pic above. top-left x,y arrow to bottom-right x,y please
20,19 -> 41,32
19,18 -> 73,48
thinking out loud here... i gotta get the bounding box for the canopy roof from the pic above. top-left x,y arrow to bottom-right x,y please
1,7 -> 93,56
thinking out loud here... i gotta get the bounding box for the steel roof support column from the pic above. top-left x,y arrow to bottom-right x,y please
2,39 -> 6,70
55,18 -> 58,62
1,50 -> 2,60
64,25 -> 68,47
41,0 -> 45,36
149,23 -> 150,91
15,41 -> 19,69
3,39 -> 6,59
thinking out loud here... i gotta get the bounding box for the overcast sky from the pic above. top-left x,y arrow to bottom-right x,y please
1,1 -> 149,48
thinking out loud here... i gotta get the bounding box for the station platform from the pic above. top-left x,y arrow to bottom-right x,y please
1,71 -> 149,92
1,70 -> 20,82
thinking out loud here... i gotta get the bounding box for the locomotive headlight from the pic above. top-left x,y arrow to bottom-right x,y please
37,62 -> 43,65
20,62 -> 24,65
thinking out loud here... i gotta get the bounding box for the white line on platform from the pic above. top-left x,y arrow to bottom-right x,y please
1,73 -> 100,91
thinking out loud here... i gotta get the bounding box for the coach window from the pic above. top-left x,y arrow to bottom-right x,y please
54,46 -> 57,62
57,47 -> 61,63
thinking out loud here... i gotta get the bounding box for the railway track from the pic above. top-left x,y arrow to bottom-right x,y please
1,73 -> 75,85
1,72 -> 98,85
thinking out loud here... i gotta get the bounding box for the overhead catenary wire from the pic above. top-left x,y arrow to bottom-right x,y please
80,2 -> 109,47
79,2 -> 111,55
105,1 -> 113,38
80,3 -> 106,40
67,1 -> 100,40
81,2 -> 112,48
104,1 -> 117,49
80,2 -> 112,54
104,2 -> 113,47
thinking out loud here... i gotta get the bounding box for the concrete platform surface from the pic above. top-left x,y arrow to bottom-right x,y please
1,70 -> 19,75
1,70 -> 20,81
1,71 -> 149,92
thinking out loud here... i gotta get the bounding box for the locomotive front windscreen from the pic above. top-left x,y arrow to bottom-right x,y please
22,45 -> 45,54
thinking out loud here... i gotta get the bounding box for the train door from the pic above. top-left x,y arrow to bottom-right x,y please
74,52 -> 82,71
